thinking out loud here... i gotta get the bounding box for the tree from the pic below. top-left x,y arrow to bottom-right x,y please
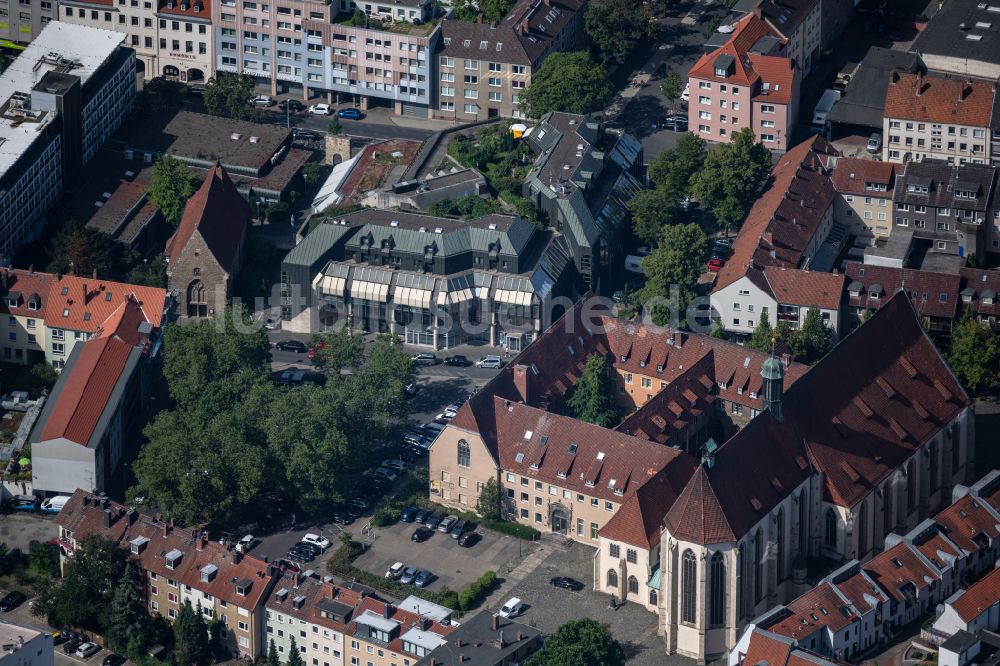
149,154 -> 196,227
710,319 -> 729,340
107,581 -> 151,657
637,223 -> 709,325
949,309 -> 999,393
648,133 -> 706,196
327,118 -> 342,135
791,307 -> 832,364
476,477 -> 501,520
584,0 -> 654,63
267,640 -> 281,666
692,128 -> 773,231
527,619 -> 625,666
747,310 -> 774,353
286,637 -> 305,666
173,601 -> 210,666
309,328 -> 365,374
33,535 -> 126,632
302,161 -> 322,186
520,52 -> 613,117
627,188 -> 681,245
203,74 -> 255,120
660,70 -> 682,100
567,354 -> 622,428
46,222 -> 122,278
29,542 -> 60,578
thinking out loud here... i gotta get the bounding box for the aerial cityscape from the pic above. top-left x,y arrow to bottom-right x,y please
1,0 -> 1000,664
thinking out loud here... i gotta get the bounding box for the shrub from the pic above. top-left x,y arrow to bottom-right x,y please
482,518 -> 540,541
266,202 -> 290,224
371,508 -> 400,527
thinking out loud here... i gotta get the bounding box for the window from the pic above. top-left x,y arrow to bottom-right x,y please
591,522 -> 599,540
760,104 -> 774,113
710,551 -> 725,626
626,548 -> 637,564
607,569 -> 618,587
609,543 -> 620,558
628,576 -> 639,595
824,507 -> 837,548
682,550 -> 696,623
457,440 -> 470,467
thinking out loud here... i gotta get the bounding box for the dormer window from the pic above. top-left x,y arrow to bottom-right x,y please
715,67 -> 727,76
235,578 -> 252,596
200,564 -> 218,583
165,549 -> 182,570
639,360 -> 646,368
620,355 -> 627,362
656,364 -> 663,372
718,381 -> 727,390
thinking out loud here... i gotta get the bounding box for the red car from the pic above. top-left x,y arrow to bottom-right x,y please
307,341 -> 326,361
707,258 -> 724,272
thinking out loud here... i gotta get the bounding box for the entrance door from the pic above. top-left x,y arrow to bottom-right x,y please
551,509 -> 568,535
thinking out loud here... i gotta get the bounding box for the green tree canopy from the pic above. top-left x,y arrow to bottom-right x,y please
33,536 -> 126,633
527,619 -> 625,666
660,70 -> 682,100
692,127 -> 772,230
949,309 -> 999,393
747,309 -> 774,353
637,223 -> 709,325
476,477 -> 501,520
648,133 -> 707,196
286,637 -> 305,666
567,354 -> 622,428
584,0 -> 654,63
520,52 -> 613,117
268,640 -> 281,666
173,601 -> 211,666
107,581 -> 152,657
203,74 -> 255,120
790,307 -> 833,365
149,154 -> 197,227
627,188 -> 681,246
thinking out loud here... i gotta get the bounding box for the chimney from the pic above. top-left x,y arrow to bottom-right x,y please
83,495 -> 90,507
82,283 -> 88,304
92,269 -> 97,280
513,364 -> 531,404
520,19 -> 528,32
960,84 -> 972,102
197,531 -> 206,551
672,331 -> 685,348
891,71 -> 899,84
162,521 -> 169,537
234,549 -> 243,564
103,509 -> 112,528
293,571 -> 302,588
491,613 -> 500,631
127,509 -> 138,525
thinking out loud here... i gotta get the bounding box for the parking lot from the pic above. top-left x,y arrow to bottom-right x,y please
352,518 -> 532,593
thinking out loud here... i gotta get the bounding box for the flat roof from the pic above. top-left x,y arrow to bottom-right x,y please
911,0 -> 1000,74
0,620 -> 45,646
828,47 -> 921,129
354,610 -> 398,633
398,596 -> 452,622
0,21 -> 126,180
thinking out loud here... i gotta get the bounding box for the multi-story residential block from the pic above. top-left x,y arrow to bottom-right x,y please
0,22 -> 135,265
29,296 -> 162,495
757,0 -> 821,76
0,622 -> 54,666
279,209 -> 577,350
910,0 -> 1000,80
882,72 -> 998,165
688,13 -> 799,152
430,0 -> 585,122
829,157 -> 895,241
0,268 -> 169,368
892,161 -> 1000,263
432,289 -> 974,662
522,112 -> 643,290
55,491 -> 278,661
60,0 -> 212,82
732,469 -> 1000,664
842,262 -> 961,336
0,0 -> 55,43
415,611 -> 542,666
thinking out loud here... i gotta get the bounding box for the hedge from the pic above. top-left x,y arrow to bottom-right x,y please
482,518 -> 540,541
371,508 -> 401,527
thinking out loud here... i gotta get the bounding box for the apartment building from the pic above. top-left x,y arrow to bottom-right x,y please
829,157 -> 896,241
688,13 -> 799,152
279,209 -> 578,350
882,72 -> 998,165
757,0 -> 821,76
0,0 -> 55,43
431,0 -> 585,122
415,612 -> 542,666
55,491 -> 278,660
892,161 -> 1000,262
842,262 -> 961,336
909,0 -> 1000,80
60,0 -> 212,82
0,22 -> 135,265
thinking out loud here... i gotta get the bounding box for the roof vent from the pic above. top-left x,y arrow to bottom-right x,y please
488,223 -> 497,230
249,136 -> 260,143
434,227 -> 443,233
390,220 -> 399,227
419,226 -> 427,232
231,133 -> 242,141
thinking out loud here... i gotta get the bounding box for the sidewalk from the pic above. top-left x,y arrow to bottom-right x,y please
481,542 -> 550,611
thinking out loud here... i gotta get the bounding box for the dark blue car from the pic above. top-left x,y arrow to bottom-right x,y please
399,506 -> 419,523
338,108 -> 363,120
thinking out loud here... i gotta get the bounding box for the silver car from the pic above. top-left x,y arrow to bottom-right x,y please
438,515 -> 458,533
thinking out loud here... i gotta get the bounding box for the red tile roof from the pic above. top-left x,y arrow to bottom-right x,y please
740,627 -> 850,666
165,164 -> 249,270
959,268 -> 1000,320
762,267 -> 845,309
911,527 -> 963,573
749,53 -> 796,105
0,269 -> 55,318
863,542 -> 939,603
713,136 -> 840,293
598,459 -> 698,548
884,72 -> 996,127
345,595 -> 454,657
829,158 -> 896,197
829,565 -> 888,614
47,274 -> 167,333
951,565 -> 1000,622
763,583 -> 858,640
934,494 -> 1000,558
843,262 -> 960,319
156,0 -> 211,19
689,14 -> 780,88
664,465 -> 739,543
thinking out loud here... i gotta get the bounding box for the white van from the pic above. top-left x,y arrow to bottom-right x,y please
41,495 -> 71,514
475,356 -> 503,369
499,597 -> 525,618
624,255 -> 645,275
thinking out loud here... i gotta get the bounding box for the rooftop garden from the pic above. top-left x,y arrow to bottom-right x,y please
333,10 -> 439,35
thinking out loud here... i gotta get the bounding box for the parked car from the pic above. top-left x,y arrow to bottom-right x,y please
499,597 -> 525,618
348,496 -> 370,512
63,638 -> 83,654
867,132 -> 883,153
251,95 -> 275,107
661,114 -> 688,131
277,99 -> 304,112
0,591 -> 26,611
443,355 -> 468,367
438,515 -> 458,533
680,82 -> 690,101
76,642 -> 100,658
331,509 -> 355,525
450,519 -> 468,538
296,540 -> 323,557
374,467 -> 398,483
411,353 -> 438,366
385,561 -> 405,579
51,631 -> 66,645
414,570 -> 434,588
475,355 -> 502,369
459,531 -> 480,547
293,128 -> 322,140
399,506 -> 419,523
302,533 -> 331,550
238,534 -> 255,551
308,103 -> 333,115
424,511 -> 444,529
384,459 -> 406,472
264,315 -> 280,330
413,508 -> 431,524
103,655 -> 127,666
411,527 -> 433,542
338,108 -> 363,120
275,340 -> 308,353
6,495 -> 36,512
399,566 -> 418,584
275,558 -> 300,573
434,413 -> 454,423
286,546 -> 315,563
706,258 -> 724,272
550,576 -> 584,591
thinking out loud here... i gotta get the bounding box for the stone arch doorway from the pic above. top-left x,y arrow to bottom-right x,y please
135,59 -> 146,76
187,279 -> 207,318
550,506 -> 568,535
186,67 -> 205,83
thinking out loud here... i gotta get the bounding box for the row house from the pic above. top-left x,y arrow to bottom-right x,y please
842,261 -> 960,336
729,625 -> 848,666
688,13 -> 800,152
279,209 -> 577,351
60,0 -> 212,82
55,491 -> 278,660
733,470 -> 1000,662
430,0 -> 585,122
432,289 -> 973,663
415,611 -> 541,666
882,72 -> 998,166
756,0 -> 821,76
829,157 -> 896,242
